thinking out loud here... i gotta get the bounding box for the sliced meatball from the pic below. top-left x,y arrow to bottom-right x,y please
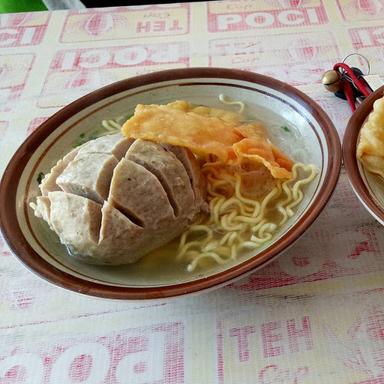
163,144 -> 207,210
56,153 -> 118,204
77,133 -> 133,160
40,146 -> 81,196
31,196 -> 52,229
126,139 -> 195,218
47,191 -> 102,257
40,134 -> 131,197
97,202 -> 145,264
96,203 -> 188,265
108,158 -> 175,228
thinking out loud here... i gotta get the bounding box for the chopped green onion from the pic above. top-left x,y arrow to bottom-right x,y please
37,172 -> 44,184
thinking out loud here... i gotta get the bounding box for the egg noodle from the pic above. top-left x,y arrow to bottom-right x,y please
101,96 -> 317,272
97,112 -> 133,137
101,119 -> 123,133
218,94 -> 245,115
177,161 -> 317,272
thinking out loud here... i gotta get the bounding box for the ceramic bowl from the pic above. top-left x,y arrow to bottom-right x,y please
343,86 -> 384,225
0,68 -> 341,299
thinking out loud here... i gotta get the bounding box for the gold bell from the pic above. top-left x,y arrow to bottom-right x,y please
321,70 -> 342,93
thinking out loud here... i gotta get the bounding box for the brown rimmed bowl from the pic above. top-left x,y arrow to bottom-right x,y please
343,86 -> 384,225
0,68 -> 341,300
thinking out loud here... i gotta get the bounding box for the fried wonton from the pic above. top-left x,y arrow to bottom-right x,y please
122,101 -> 293,179
357,96 -> 384,179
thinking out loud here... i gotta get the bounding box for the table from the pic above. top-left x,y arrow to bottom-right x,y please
1,1 -> 384,383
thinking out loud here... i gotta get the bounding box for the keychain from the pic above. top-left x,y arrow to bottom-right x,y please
321,54 -> 376,112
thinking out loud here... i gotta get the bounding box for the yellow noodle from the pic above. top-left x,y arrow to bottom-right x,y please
250,219 -> 267,236
233,215 -> 263,224
179,225 -> 213,247
177,225 -> 214,260
277,204 -> 289,226
187,252 -> 227,272
207,182 -> 225,198
248,234 -> 272,245
234,174 -> 262,207
230,244 -> 237,260
202,241 -> 220,252
211,197 -> 226,224
285,164 -> 317,216
219,231 -> 237,246
221,212 -> 244,231
258,223 -> 278,238
219,94 -> 245,114
239,240 -> 261,249
101,119 -> 122,132
180,163 -> 317,272
220,197 -> 254,216
177,240 -> 207,260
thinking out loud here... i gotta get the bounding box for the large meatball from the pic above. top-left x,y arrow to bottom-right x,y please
31,133 -> 206,265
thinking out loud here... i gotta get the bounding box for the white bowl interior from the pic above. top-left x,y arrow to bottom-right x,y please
17,78 -> 326,287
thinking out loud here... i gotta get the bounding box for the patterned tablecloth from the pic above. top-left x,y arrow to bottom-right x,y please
1,1 -> 384,383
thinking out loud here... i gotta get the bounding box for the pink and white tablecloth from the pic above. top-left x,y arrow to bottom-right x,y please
1,1 -> 384,383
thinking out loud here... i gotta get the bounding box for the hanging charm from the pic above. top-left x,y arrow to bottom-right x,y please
321,70 -> 342,93
321,54 -> 374,112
